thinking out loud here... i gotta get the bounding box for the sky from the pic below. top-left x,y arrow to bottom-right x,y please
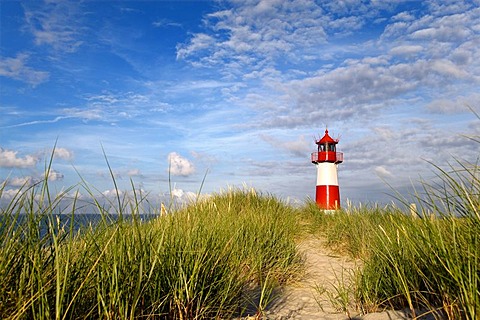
1,0 -> 479,209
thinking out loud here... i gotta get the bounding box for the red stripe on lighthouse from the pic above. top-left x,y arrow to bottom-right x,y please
315,185 -> 340,210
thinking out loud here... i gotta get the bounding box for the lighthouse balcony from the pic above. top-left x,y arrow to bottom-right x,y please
311,152 -> 343,164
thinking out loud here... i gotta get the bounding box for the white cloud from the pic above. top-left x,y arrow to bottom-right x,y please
427,1 -> 475,16
44,169 -> 64,181
0,53 -> 49,86
168,152 -> 195,176
171,187 -> 198,203
248,45 -> 478,128
190,151 -> 218,164
426,93 -> 480,114
382,4 -> 478,49
99,188 -> 149,207
328,16 -> 364,33
0,147 -> 38,168
1,106 -> 109,129
152,19 -> 182,28
23,0 -> 84,52
176,33 -> 216,60
0,188 -> 23,200
7,176 -> 35,187
372,126 -> 396,140
406,11 -> 475,44
62,107 -> 103,121
382,21 -> 410,39
389,45 -> 424,56
64,190 -> 89,201
102,189 -> 124,198
374,166 -> 394,179
173,0 -> 479,134
176,0 -> 329,68
392,11 -> 416,22
171,187 -> 184,198
261,134 -> 310,157
53,147 -> 74,161
2,116 -> 70,129
430,59 -> 469,78
127,168 -> 142,177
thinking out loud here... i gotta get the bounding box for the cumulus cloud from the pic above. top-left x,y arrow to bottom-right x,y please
410,26 -> 472,43
0,188 -> 23,200
0,147 -> 38,168
7,176 -> 35,187
170,187 -> 199,204
102,189 -> 124,198
391,11 -> 416,22
44,169 -> 64,181
100,188 -> 148,204
374,166 -> 394,179
168,152 -> 195,176
53,147 -> 74,161
171,187 -> 184,198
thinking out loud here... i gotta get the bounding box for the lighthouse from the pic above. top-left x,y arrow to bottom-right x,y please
311,129 -> 343,210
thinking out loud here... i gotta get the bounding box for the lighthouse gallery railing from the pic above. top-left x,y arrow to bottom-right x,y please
311,152 -> 343,164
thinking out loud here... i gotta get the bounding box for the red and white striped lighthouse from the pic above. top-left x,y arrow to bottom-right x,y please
311,129 -> 343,210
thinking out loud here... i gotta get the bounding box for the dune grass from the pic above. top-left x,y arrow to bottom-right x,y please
305,155 -> 479,319
0,177 -> 302,320
2,163 -> 479,320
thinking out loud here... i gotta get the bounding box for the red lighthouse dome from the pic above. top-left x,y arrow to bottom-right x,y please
311,129 -> 343,164
311,129 -> 343,210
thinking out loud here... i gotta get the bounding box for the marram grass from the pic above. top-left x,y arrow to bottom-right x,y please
303,152 -> 479,319
0,181 -> 302,319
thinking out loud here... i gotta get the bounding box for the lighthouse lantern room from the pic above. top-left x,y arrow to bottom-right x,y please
311,129 -> 343,210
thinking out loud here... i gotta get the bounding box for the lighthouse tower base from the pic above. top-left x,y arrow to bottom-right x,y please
315,162 -> 340,211
315,185 -> 340,210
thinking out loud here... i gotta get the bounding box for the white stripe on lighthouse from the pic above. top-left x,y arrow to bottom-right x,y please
316,162 -> 338,186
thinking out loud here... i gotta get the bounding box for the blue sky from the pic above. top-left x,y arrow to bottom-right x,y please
1,0 -> 479,208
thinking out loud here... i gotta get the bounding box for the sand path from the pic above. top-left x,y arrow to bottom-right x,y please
253,235 -> 412,320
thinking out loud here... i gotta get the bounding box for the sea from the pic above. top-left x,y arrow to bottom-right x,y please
1,213 -> 160,239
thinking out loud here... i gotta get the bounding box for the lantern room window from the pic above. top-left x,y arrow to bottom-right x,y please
319,143 -> 336,152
